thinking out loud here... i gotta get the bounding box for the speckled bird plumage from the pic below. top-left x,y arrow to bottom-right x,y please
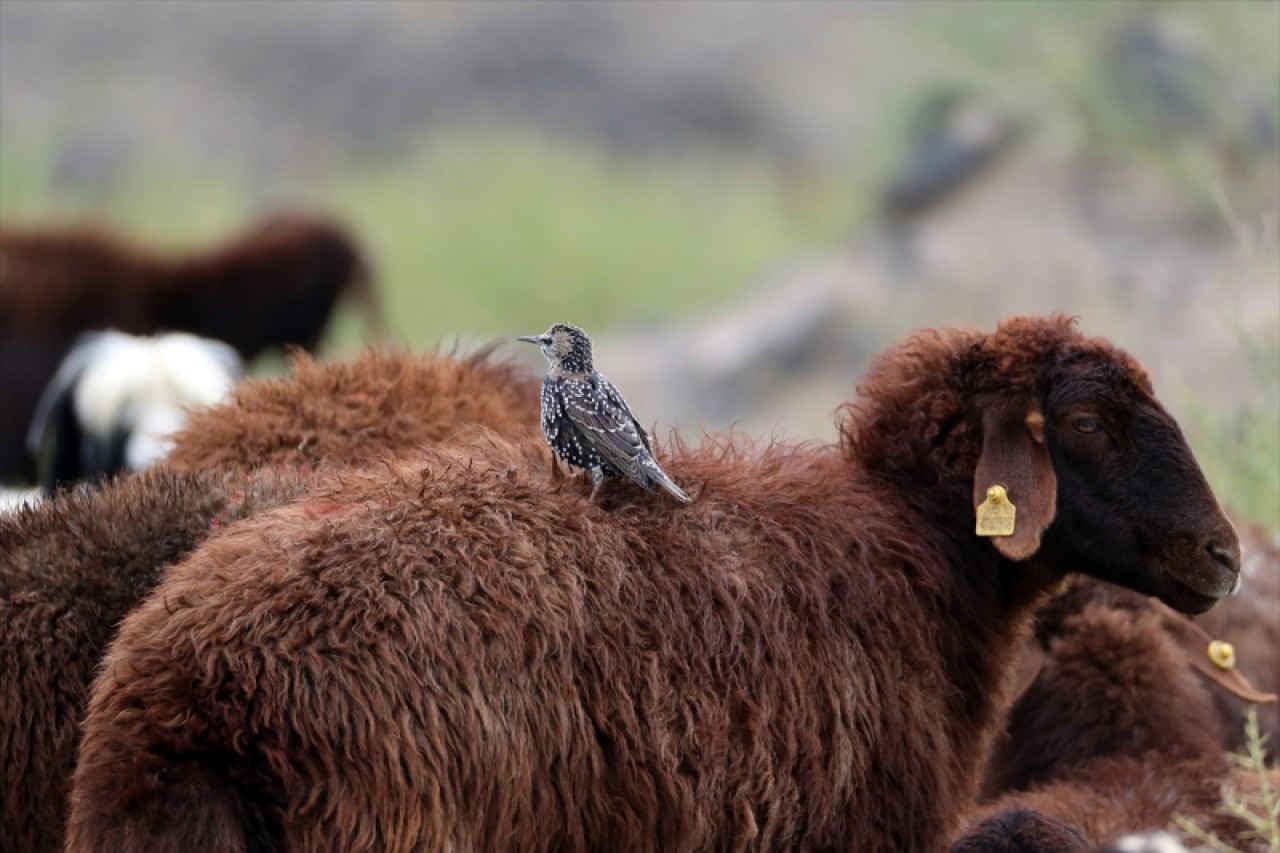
518,323 -> 691,503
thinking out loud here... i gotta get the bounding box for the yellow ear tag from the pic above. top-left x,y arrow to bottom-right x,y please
1208,640 -> 1236,671
976,484 -> 1017,537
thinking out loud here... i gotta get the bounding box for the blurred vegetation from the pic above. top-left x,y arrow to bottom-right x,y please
0,0 -> 1275,525
0,132 -> 863,350
1189,354 -> 1280,531
322,135 -> 866,348
1183,224 -> 1280,531
1174,710 -> 1278,852
920,0 -> 1280,208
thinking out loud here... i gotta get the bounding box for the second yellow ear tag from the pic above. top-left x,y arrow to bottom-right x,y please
1208,640 -> 1236,671
976,484 -> 1017,537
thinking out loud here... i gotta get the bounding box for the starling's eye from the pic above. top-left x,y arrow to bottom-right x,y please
1072,416 -> 1101,435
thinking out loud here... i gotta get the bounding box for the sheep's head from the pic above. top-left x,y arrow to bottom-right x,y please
970,317 -> 1239,615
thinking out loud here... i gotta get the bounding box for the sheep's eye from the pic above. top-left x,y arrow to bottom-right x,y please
1072,417 -> 1101,435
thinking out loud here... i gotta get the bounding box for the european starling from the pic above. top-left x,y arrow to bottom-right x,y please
517,323 -> 691,503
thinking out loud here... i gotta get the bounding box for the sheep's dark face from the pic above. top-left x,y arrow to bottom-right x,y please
1036,360 -> 1240,614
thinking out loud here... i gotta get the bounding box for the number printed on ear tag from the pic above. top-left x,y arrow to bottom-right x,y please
976,484 -> 1017,537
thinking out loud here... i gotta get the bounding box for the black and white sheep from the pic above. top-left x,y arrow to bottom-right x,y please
0,214 -> 374,482
26,330 -> 242,492
3,345 -> 543,852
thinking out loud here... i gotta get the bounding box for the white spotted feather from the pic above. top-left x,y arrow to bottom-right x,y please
519,323 -> 691,503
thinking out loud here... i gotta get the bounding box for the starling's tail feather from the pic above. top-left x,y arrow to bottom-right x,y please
645,463 -> 692,503
661,478 -> 692,503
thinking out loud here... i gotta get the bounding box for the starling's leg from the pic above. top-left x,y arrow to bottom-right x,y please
589,466 -> 604,502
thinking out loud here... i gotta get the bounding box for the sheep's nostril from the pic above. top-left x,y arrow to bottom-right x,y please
1206,541 -> 1241,575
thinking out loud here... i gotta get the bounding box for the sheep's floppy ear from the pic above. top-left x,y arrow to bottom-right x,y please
1152,601 -> 1279,705
973,403 -> 1056,561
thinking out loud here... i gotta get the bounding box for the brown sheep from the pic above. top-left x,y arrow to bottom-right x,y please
0,215 -> 374,482
2,345 -> 540,852
156,215 -> 378,361
955,515 -> 1280,853
953,581 -> 1276,851
161,345 -> 541,476
67,315 -> 1243,852
953,819 -> 1199,853
0,467 -> 315,853
1196,517 -> 1280,754
950,809 -> 1090,853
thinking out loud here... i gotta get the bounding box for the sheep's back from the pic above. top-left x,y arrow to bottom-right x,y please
0,466 -> 312,853
79,442 -> 962,852
161,348 -> 541,476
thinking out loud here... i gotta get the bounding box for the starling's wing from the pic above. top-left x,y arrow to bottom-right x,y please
594,376 -> 690,502
598,376 -> 690,502
562,376 -> 650,486
596,376 -> 654,453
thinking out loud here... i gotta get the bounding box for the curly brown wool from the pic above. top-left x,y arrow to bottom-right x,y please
956,581 -> 1274,852
0,467 -> 314,853
162,345 -> 541,476
67,316 -> 1241,852
4,345 -> 539,852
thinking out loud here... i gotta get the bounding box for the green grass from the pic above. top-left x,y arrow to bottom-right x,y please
1174,709 -> 1280,852
0,139 -> 248,245
320,134 -> 862,350
1190,391 -> 1280,531
0,132 -> 863,355
1186,295 -> 1280,530
1,4 -> 1275,522
5,1 -> 1275,354
915,0 -> 1280,217
1187,198 -> 1280,530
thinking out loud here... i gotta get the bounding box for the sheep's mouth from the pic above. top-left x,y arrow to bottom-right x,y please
1157,583 -> 1219,616
1174,553 -> 1240,596
1158,567 -> 1234,615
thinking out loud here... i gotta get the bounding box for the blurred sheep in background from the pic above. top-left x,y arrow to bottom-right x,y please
0,214 -> 377,483
25,330 -> 243,493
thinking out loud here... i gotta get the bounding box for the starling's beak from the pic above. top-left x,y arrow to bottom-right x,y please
515,335 -> 541,345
